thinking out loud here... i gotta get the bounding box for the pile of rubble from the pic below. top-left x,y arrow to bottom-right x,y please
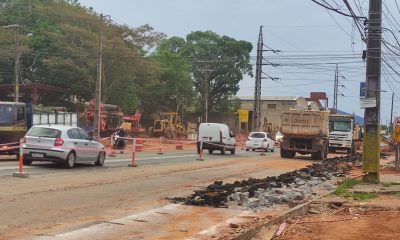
179,154 -> 360,210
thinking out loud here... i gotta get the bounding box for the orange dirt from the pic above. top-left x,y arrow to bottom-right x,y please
381,167 -> 400,175
276,210 -> 400,240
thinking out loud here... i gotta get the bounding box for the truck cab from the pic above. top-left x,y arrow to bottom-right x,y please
328,115 -> 356,155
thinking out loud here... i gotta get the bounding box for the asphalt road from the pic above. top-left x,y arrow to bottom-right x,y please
0,149 -> 275,177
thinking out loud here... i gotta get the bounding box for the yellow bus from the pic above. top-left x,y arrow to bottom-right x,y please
0,102 -> 27,157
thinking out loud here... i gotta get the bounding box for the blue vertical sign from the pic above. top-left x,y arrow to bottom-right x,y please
360,82 -> 366,98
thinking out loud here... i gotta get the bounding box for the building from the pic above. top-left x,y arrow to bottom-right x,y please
237,96 -> 309,132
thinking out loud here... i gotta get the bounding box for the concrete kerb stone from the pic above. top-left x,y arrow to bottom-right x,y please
12,172 -> 29,178
231,189 -> 336,240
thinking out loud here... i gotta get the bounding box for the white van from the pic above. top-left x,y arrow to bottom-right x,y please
197,123 -> 236,155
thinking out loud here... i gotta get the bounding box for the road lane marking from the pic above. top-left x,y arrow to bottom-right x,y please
107,154 -> 197,163
34,204 -> 181,239
0,166 -> 34,171
106,151 -> 265,163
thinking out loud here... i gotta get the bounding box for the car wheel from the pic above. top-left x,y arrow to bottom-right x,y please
246,148 -> 249,152
271,146 -> 275,152
23,158 -> 32,166
65,152 -> 76,169
95,151 -> 105,166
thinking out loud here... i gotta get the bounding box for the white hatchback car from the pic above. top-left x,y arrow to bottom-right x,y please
22,125 -> 106,168
245,132 -> 275,152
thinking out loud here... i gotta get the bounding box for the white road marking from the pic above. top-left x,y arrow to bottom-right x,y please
107,154 -> 197,163
0,166 -> 34,171
34,204 -> 181,239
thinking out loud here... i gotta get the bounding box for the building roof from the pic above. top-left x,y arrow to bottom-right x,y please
237,96 -> 301,101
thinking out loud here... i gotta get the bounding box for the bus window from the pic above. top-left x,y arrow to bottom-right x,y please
0,105 -> 12,124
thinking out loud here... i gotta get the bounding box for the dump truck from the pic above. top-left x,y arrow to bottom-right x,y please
328,114 -> 358,155
280,109 -> 330,160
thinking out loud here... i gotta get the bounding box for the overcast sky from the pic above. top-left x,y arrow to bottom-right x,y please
78,0 -> 400,124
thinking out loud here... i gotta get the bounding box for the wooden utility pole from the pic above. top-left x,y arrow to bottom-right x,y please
363,0 -> 382,182
3,24 -> 21,102
390,92 -> 394,133
94,14 -> 104,139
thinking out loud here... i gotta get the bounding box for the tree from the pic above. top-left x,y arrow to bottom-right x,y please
183,31 -> 253,116
154,37 -> 193,115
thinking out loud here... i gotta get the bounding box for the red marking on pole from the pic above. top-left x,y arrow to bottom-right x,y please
129,138 -> 137,167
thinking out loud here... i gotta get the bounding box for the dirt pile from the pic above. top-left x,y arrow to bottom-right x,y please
178,154 -> 361,208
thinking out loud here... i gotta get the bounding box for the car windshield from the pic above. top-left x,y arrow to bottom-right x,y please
26,127 -> 61,138
249,132 -> 266,138
0,105 -> 12,124
330,121 -> 351,132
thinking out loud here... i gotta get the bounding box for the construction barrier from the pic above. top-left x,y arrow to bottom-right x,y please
12,140 -> 29,178
135,138 -> 143,152
128,138 -> 137,167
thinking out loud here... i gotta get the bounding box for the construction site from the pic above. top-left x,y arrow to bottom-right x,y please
1,0 -> 400,240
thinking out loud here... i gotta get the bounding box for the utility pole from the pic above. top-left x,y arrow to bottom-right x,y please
14,25 -> 20,102
390,92 -> 394,133
363,0 -> 382,182
3,24 -> 21,102
253,26 -> 263,132
204,69 -> 209,122
94,14 -> 104,139
333,64 -> 338,113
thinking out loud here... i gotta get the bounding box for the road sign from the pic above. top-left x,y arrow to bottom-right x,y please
360,82 -> 366,98
360,97 -> 376,108
393,125 -> 400,144
237,109 -> 249,123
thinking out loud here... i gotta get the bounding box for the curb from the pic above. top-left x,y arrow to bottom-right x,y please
232,189 -> 336,240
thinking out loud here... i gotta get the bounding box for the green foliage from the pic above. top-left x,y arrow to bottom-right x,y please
0,1 -> 253,123
0,0 -> 164,117
334,179 -> 377,201
153,37 -> 193,114
184,31 -> 253,113
155,32 -> 253,115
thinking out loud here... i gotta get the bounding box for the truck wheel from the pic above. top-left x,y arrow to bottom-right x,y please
320,150 -> 326,160
286,151 -> 295,158
280,149 -> 286,158
208,149 -> 213,154
230,148 -> 235,155
350,141 -> 356,156
171,128 -> 177,139
311,151 -> 321,160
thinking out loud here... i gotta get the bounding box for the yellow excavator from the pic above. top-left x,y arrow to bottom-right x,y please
148,112 -> 187,139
